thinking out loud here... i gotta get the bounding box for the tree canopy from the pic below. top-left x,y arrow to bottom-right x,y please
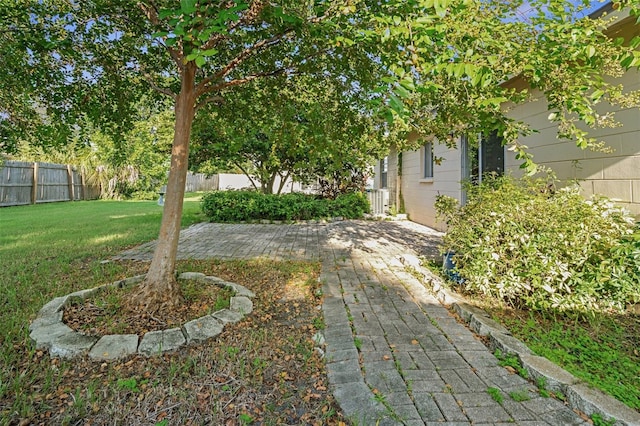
3,0 -> 640,312
365,0 -> 640,172
190,74 -> 385,194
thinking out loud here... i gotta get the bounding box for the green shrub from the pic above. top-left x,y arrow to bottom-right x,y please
201,190 -> 261,222
436,175 -> 640,312
333,192 -> 370,218
130,190 -> 160,201
201,191 -> 369,222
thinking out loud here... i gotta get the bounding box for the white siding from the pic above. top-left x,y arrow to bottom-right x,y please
401,141 -> 463,231
505,69 -> 640,216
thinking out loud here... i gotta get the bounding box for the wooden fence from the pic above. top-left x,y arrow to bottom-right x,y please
185,172 -> 219,192
1,160 -> 226,207
0,161 -> 100,207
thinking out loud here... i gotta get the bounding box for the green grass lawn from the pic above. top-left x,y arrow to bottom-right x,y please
0,196 -> 204,415
0,195 -> 205,316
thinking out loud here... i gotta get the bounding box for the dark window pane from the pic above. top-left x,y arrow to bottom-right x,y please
482,131 -> 504,176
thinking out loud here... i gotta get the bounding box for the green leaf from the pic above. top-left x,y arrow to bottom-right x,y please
195,56 -> 206,67
185,52 -> 199,61
399,77 -> 415,91
273,6 -> 302,24
173,24 -> 185,36
620,54 -> 634,69
464,63 -> 476,78
586,45 -> 596,58
590,89 -> 605,101
158,8 -> 180,19
394,85 -> 410,99
389,94 -> 404,113
434,0 -> 448,18
181,0 -> 197,14
201,49 -> 218,57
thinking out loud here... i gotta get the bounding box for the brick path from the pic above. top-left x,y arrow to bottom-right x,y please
116,220 -> 589,425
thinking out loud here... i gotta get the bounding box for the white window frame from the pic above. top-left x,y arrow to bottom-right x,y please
419,142 -> 434,182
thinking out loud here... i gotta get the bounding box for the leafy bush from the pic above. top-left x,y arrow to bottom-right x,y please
130,190 -> 160,201
201,190 -> 369,222
332,192 -> 370,218
436,175 -> 640,312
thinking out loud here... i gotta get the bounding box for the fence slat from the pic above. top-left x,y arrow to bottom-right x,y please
0,161 -> 100,207
2,161 -> 219,207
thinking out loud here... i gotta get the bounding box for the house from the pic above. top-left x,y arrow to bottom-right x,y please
374,4 -> 640,231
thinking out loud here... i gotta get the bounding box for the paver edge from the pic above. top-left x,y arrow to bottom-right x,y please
402,256 -> 639,426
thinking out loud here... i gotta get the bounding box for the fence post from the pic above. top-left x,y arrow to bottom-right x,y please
66,164 -> 74,201
80,168 -> 87,200
31,162 -> 39,205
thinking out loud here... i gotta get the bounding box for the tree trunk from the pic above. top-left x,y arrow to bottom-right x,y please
235,162 -> 259,191
265,173 -> 277,194
276,171 -> 290,195
130,64 -> 198,314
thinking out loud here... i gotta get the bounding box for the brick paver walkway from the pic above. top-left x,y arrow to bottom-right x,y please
116,220 -> 588,425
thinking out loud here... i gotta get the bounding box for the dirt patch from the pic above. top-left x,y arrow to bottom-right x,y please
63,278 -> 234,337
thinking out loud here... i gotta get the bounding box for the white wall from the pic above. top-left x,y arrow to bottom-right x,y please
400,141 -> 463,231
217,173 -> 306,193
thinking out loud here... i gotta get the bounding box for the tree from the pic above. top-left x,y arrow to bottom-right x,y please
4,0 -> 640,314
190,75 -> 385,194
15,104 -> 175,200
2,1 -> 380,313
0,0 -> 75,153
367,0 -> 640,173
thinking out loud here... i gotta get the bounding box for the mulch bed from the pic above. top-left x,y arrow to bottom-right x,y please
63,278 -> 232,337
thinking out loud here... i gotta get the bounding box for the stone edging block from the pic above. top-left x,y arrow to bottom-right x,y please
230,296 -> 253,315
89,334 -> 139,360
183,315 -> 223,344
399,254 -> 640,426
30,272 -> 255,360
138,328 -> 186,356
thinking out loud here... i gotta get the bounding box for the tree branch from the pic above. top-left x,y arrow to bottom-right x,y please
235,162 -> 259,191
138,2 -> 183,71
195,95 -> 224,113
142,74 -> 177,99
195,30 -> 294,97
203,68 -> 291,94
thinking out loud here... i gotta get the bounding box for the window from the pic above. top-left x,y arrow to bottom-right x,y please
380,157 -> 388,188
422,142 -> 433,179
481,131 -> 505,177
462,131 -> 504,184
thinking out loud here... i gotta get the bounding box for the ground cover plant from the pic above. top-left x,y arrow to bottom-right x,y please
201,190 -> 370,222
0,197 -> 344,425
488,304 -> 640,411
431,175 -> 640,411
435,175 -> 640,312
